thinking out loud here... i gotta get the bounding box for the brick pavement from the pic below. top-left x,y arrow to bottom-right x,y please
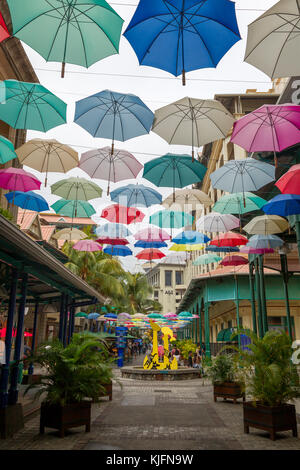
1,357 -> 300,450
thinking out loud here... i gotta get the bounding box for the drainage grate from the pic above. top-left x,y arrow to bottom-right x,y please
154,390 -> 172,393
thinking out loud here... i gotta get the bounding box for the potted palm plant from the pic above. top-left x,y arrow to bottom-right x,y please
205,353 -> 245,404
25,332 -> 113,438
236,329 -> 300,441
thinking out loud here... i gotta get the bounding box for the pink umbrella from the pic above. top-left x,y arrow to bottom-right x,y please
0,167 -> 41,192
101,204 -> 145,224
134,227 -> 171,241
275,164 -> 300,195
220,255 -> 249,267
231,105 -> 300,167
73,239 -> 102,252
239,246 -> 274,255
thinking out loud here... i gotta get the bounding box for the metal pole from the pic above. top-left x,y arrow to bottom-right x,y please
28,301 -> 39,375
235,275 -> 241,349
249,261 -> 257,334
280,254 -> 293,340
63,295 -> 69,347
198,299 -> 203,348
0,268 -> 18,409
58,293 -> 65,342
8,273 -> 28,405
258,255 -> 268,334
255,258 -> 263,338
294,221 -> 300,260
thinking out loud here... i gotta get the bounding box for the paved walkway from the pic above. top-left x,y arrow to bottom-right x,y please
1,357 -> 300,450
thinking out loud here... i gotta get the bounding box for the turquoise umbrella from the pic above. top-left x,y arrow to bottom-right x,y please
150,210 -> 194,231
0,80 -> 67,131
51,199 -> 96,218
213,192 -> 266,215
143,153 -> 206,201
7,0 -> 124,77
193,254 -> 222,266
0,135 -> 17,164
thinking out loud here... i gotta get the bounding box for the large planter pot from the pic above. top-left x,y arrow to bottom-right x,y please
213,382 -> 245,404
243,401 -> 298,441
40,401 -> 91,438
96,381 -> 112,401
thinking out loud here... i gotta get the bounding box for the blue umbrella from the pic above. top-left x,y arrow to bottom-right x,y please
74,90 -> 154,153
5,190 -> 49,212
262,194 -> 300,217
88,313 -> 100,320
96,223 -> 132,238
124,0 -> 241,85
206,246 -> 239,253
110,183 -> 162,207
104,313 -> 117,319
172,230 -> 210,244
247,234 -> 283,249
104,245 -> 133,256
134,240 -> 168,248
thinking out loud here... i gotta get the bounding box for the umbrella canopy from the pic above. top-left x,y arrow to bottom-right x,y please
104,245 -> 132,256
162,188 -> 213,211
134,240 -> 167,248
206,245 -> 239,253
51,199 -> 96,218
0,168 -> 41,192
0,11 -> 9,42
88,313 -> 100,320
213,192 -> 266,215
7,0 -> 124,77
96,223 -> 132,238
240,246 -> 274,255
118,312 -> 131,320
220,255 -> 249,267
244,0 -> 300,79
0,80 -> 67,131
51,177 -> 102,201
110,183 -> 162,208
124,0 -> 240,85
96,237 -> 129,245
210,232 -> 248,247
178,311 -> 193,318
5,191 -> 49,212
75,312 -> 88,318
0,135 -> 17,164
196,212 -> 239,232
79,147 -> 143,195
134,227 -> 171,241
275,164 -> 300,195
101,204 -> 145,224
74,90 -> 154,150
152,98 -> 234,159
193,254 -> 222,265
73,239 -> 102,252
210,158 -> 275,193
0,328 -> 32,338
172,231 -> 210,244
244,215 -> 289,235
247,234 -> 284,249
169,243 -> 204,252
17,139 -> 78,186
53,228 -> 88,241
136,248 -> 166,260
262,194 -> 300,217
150,210 -> 194,229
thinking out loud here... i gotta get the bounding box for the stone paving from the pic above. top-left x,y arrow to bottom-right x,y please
1,360 -> 300,450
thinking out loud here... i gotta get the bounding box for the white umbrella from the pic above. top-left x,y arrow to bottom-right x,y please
244,0 -> 300,79
162,188 -> 213,212
243,215 -> 289,235
196,212 -> 240,233
152,97 -> 234,160
53,228 -> 88,241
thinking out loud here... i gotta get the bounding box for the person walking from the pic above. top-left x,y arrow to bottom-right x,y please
187,351 -> 193,368
173,346 -> 180,364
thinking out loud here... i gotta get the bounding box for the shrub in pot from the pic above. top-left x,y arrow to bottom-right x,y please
205,353 -> 245,403
236,329 -> 300,440
25,332 -> 113,437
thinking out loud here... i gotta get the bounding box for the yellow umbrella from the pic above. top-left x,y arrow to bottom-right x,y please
169,243 -> 204,252
243,215 -> 289,235
53,228 -> 88,241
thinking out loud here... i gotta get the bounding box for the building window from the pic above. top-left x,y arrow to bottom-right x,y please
175,271 -> 182,285
165,270 -> 172,286
154,290 -> 158,299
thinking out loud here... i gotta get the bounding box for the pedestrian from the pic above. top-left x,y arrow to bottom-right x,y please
187,351 -> 193,368
193,353 -> 200,368
158,344 -> 164,362
173,346 -> 180,364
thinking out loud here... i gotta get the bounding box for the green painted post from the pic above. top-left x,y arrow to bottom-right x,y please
280,254 -> 293,340
204,302 -> 211,359
248,261 -> 257,334
294,221 -> 300,260
234,275 -> 241,349
255,258 -> 264,338
258,255 -> 268,334
198,299 -> 203,348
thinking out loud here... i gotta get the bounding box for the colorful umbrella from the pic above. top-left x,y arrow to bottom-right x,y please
53,228 -> 88,242
110,183 -> 162,208
134,227 -> 171,241
0,80 -> 67,131
0,168 -> 41,192
7,0 -> 124,77
104,245 -> 132,257
79,147 -> 143,195
0,328 -> 32,338
51,177 -> 102,201
124,0 -> 240,86
101,204 -> 145,224
96,237 -> 129,246
150,210 -> 194,229
74,90 -> 154,153
134,240 -> 167,249
210,158 -> 275,194
143,153 -> 206,199
243,215 -> 289,235
247,234 -> 284,249
213,192 -> 266,214
172,230 -> 210,244
73,239 -> 102,252
196,212 -> 239,232
0,135 -> 17,164
193,254 -> 222,266
136,248 -> 166,260
275,164 -> 300,195
17,139 -> 78,186
210,232 -> 248,247
239,246 -> 274,255
88,313 -> 100,320
5,191 -> 49,212
51,199 -> 96,218
162,188 -> 213,211
206,245 -> 239,253
0,11 -> 9,42
75,312 -> 88,318
220,255 -> 249,267
262,194 -> 300,217
169,243 -> 204,252
96,223 -> 132,238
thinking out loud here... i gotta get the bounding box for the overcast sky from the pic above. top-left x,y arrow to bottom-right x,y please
21,0 -> 278,272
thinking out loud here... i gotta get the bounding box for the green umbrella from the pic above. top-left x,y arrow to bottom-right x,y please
0,80 -> 67,132
51,199 -> 96,218
213,192 -> 266,215
150,210 -> 194,229
51,177 -> 102,201
193,254 -> 222,266
7,0 -> 124,77
0,135 -> 17,164
75,312 -> 88,318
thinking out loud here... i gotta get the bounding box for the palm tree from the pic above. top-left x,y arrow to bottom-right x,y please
121,272 -> 163,314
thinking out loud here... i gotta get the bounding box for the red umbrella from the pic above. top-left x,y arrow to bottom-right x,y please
275,164 -> 300,195
0,12 -> 9,43
136,248 -> 166,260
101,204 -> 145,224
0,328 -> 32,338
210,231 -> 248,247
220,255 -> 249,267
96,237 -> 129,245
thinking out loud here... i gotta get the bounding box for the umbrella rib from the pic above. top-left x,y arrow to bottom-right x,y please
270,15 -> 300,78
44,4 -> 71,62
